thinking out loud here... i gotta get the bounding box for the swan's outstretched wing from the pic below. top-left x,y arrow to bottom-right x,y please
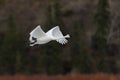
52,26 -> 64,38
29,25 -> 46,42
30,25 -> 46,38
51,26 -> 68,44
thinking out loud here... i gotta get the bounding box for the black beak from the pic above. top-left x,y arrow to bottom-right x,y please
30,37 -> 37,44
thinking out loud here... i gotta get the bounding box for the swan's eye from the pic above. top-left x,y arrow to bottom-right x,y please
32,37 -> 37,41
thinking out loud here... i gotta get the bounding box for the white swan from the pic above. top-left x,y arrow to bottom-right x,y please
29,25 -> 70,46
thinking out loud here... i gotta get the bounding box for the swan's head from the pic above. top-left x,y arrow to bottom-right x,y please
29,37 -> 37,46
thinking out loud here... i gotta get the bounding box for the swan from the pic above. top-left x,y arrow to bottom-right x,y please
29,25 -> 70,46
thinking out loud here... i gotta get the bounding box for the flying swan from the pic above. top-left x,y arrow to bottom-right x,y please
29,25 -> 70,46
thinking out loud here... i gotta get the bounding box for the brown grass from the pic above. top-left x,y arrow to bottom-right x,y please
0,73 -> 119,80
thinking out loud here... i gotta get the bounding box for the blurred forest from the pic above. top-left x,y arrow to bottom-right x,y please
0,0 -> 120,75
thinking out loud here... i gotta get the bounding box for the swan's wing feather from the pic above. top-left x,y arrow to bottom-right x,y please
30,25 -> 46,38
56,38 -> 68,44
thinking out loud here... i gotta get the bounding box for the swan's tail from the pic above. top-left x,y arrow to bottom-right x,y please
64,34 -> 70,38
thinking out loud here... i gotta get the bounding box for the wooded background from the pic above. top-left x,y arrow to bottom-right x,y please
0,0 -> 120,75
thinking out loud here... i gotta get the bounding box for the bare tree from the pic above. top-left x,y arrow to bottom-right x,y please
107,12 -> 120,44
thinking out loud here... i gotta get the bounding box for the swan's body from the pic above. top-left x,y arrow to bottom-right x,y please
29,25 -> 70,46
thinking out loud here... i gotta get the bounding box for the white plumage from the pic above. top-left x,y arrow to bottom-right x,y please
29,25 -> 70,46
